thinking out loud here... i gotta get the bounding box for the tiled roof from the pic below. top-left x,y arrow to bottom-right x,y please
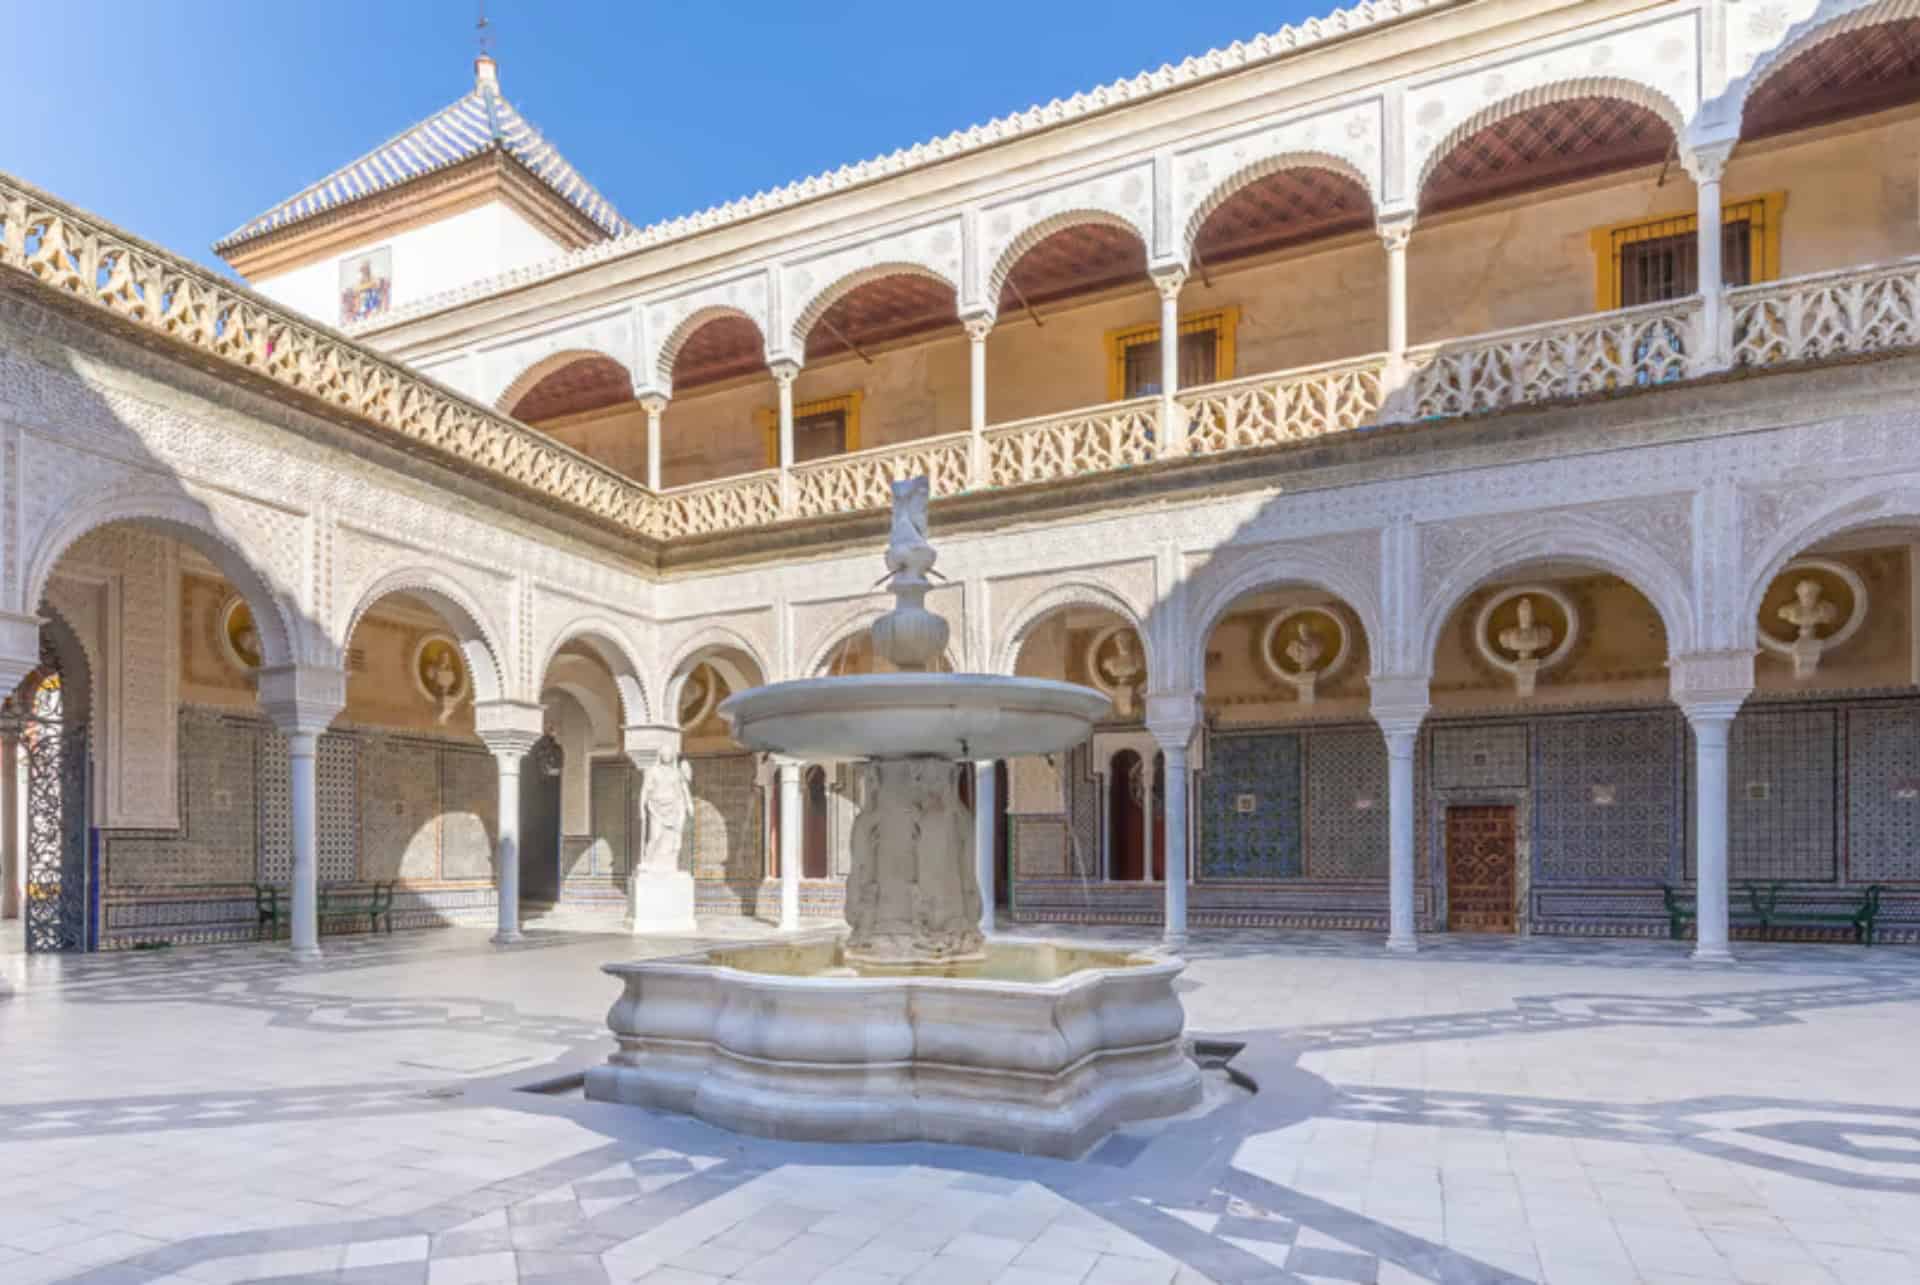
215,61 -> 627,251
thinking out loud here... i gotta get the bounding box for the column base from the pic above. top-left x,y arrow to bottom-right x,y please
492,929 -> 524,945
1691,942 -> 1734,963
289,943 -> 323,965
626,868 -> 698,935
1161,930 -> 1188,953
1385,933 -> 1419,954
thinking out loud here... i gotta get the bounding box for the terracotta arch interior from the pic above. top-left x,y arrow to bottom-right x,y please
804,275 -> 959,362
1420,97 -> 1675,215
510,355 -> 633,423
1193,168 -> 1373,267
1745,20 -> 1920,140
672,314 -> 768,392
998,224 -> 1148,315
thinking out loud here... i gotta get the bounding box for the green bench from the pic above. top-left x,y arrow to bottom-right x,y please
1662,882 -> 1886,945
252,881 -> 397,940
1661,883 -> 1769,941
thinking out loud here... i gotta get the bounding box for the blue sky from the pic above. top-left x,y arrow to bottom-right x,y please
2,1 -> 1329,275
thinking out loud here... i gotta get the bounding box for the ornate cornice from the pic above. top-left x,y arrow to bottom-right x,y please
350,0 -> 1451,335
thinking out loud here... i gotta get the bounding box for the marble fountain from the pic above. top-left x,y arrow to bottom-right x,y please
585,479 -> 1202,1157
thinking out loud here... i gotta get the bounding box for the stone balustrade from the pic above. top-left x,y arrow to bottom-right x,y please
1404,298 -> 1699,422
790,431 -> 973,518
1729,258 -> 1920,368
652,470 -> 783,540
7,164 -> 1916,542
984,397 -> 1160,488
0,174 -> 655,537
1180,356 -> 1387,456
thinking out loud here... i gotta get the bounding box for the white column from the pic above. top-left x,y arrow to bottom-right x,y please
0,728 -> 17,921
641,394 -> 667,492
1373,678 -> 1429,954
1143,754 -> 1158,884
777,757 -> 802,931
287,731 -> 322,962
965,316 -> 991,487
1384,727 -> 1420,952
259,664 -> 346,964
489,746 -> 530,943
1380,215 -> 1413,378
1151,268 -> 1188,457
1160,745 -> 1189,947
1686,705 -> 1739,962
1684,145 -> 1732,370
973,759 -> 996,935
773,360 -> 800,516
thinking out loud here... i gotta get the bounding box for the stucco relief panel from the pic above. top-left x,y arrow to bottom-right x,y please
1173,99 -> 1384,237
978,163 -> 1155,293
783,216 -> 965,344
1402,11 -> 1701,196
987,560 -> 1157,670
477,308 -> 637,408
644,272 -> 771,380
657,607 -> 778,691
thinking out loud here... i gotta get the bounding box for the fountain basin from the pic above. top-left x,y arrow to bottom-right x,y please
721,674 -> 1111,761
584,934 -> 1203,1158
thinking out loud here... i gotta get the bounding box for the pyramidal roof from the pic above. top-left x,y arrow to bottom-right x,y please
214,57 -> 627,252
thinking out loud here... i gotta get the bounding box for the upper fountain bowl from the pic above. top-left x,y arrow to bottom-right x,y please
721,673 -> 1111,762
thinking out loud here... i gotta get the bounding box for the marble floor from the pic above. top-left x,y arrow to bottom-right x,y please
2,920 -> 1919,1285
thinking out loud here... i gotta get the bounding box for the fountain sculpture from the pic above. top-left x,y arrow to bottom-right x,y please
586,478 -> 1202,1157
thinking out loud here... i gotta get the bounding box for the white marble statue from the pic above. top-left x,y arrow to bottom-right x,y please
640,750 -> 694,873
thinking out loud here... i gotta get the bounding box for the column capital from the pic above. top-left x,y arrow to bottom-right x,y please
1376,211 -> 1415,253
638,392 -> 669,415
771,754 -> 805,776
0,610 -> 42,696
1368,673 -> 1431,726
1144,690 -> 1200,752
474,699 -> 544,762
1670,649 -> 1754,717
621,723 -> 681,771
1680,141 -> 1733,186
258,664 -> 346,739
770,359 -> 802,388
1149,265 -> 1188,301
961,312 -> 994,343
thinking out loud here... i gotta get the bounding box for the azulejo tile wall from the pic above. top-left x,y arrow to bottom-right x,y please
1531,710 -> 1683,885
1200,731 -> 1304,879
1846,702 -> 1920,883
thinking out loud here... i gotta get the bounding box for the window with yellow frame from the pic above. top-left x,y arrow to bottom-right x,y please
1104,307 -> 1239,401
755,391 -> 863,466
1588,192 -> 1785,311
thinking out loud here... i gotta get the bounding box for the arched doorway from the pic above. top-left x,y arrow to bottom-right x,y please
13,621 -> 92,953
519,734 -> 564,905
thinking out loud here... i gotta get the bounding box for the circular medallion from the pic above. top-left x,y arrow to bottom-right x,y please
1258,605 -> 1350,693
218,595 -> 263,672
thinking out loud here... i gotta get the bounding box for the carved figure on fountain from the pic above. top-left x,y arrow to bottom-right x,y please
844,760 -> 983,966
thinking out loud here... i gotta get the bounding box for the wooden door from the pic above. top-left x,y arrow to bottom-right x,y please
1445,805 -> 1517,933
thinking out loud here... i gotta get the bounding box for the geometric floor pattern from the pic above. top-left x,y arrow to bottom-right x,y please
3,920 -> 1919,1283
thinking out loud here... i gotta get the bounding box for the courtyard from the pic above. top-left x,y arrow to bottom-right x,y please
1,925 -> 1917,1285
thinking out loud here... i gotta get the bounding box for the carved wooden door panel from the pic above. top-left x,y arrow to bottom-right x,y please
1445,805 -> 1517,933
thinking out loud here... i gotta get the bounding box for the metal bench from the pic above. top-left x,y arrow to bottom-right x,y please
1660,882 -> 1770,941
1753,883 -> 1885,945
252,881 -> 397,939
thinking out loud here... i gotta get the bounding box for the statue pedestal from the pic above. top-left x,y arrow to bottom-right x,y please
625,868 -> 697,935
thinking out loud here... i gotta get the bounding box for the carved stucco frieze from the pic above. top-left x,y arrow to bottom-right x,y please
987,560 -> 1157,674
644,272 -> 772,387
655,608 -> 779,697
1173,99 -> 1385,250
1403,11 -> 1699,200
478,307 -> 637,410
783,218 -> 965,352
979,165 -> 1155,299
